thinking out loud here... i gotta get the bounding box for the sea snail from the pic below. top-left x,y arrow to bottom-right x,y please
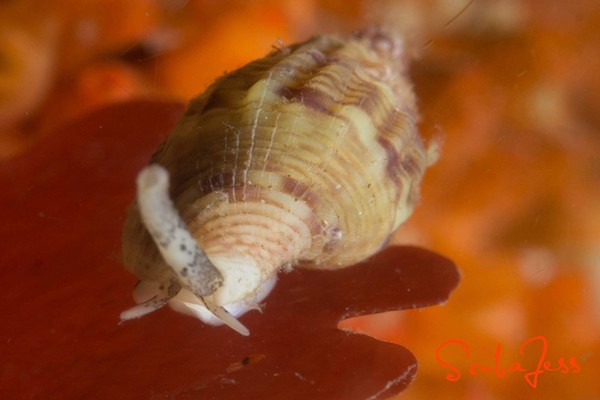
120,29 -> 438,336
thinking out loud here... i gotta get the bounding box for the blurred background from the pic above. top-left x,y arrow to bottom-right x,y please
1,0 -> 598,398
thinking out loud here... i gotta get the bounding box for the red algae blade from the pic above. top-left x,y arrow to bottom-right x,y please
0,101 -> 459,399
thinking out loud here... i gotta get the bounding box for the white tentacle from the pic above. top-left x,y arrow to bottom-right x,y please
135,164 -> 250,335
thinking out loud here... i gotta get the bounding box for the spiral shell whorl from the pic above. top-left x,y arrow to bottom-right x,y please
122,29 -> 430,324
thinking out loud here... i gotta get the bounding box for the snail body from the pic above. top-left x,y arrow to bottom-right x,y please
121,30 -> 435,335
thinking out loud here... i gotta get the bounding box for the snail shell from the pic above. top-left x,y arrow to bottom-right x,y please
121,29 -> 436,335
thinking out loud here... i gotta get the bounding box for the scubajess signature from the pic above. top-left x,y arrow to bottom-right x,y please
435,335 -> 581,388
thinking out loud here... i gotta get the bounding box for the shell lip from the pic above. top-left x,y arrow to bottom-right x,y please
121,272 -> 278,336
168,273 -> 278,330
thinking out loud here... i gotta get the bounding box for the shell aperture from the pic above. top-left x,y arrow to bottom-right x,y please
121,165 -> 249,335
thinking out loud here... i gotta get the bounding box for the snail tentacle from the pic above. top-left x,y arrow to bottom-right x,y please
120,279 -> 180,320
198,299 -> 250,336
135,165 -> 249,334
136,164 -> 223,295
